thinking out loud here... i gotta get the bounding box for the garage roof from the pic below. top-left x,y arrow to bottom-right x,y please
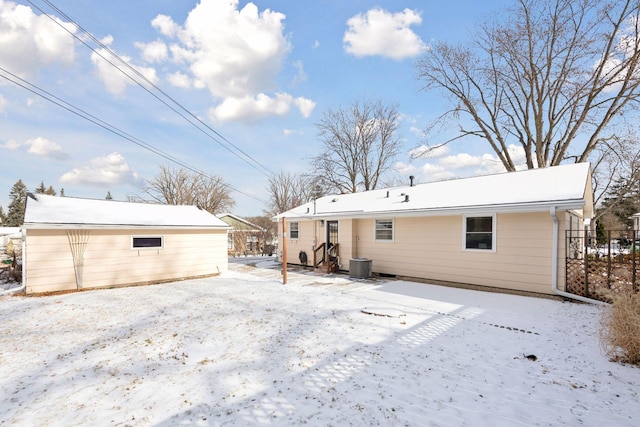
23,194 -> 231,229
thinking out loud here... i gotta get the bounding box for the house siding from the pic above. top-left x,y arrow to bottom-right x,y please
354,213 -> 556,294
281,211 -> 574,295
24,228 -> 228,294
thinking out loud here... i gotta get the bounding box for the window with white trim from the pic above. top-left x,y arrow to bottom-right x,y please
289,222 -> 299,239
132,236 -> 164,249
375,219 -> 394,241
464,215 -> 495,251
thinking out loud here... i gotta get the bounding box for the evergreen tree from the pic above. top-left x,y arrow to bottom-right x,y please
35,181 -> 46,194
6,179 -> 28,226
600,176 -> 640,228
105,191 -> 113,200
45,185 -> 56,196
0,206 -> 5,226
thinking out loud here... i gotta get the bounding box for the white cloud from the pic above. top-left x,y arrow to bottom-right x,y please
291,60 -> 307,85
0,1 -> 76,78
439,152 -> 484,169
2,136 -> 69,160
409,144 -> 450,159
25,137 -> 69,160
156,0 -> 290,99
209,93 -> 315,122
151,14 -> 180,38
344,8 -> 427,60
60,152 -> 139,186
421,163 -> 456,182
293,97 -> 316,118
135,39 -> 168,63
393,161 -> 417,175
2,139 -> 21,150
146,0 -> 313,122
91,38 -> 159,95
167,71 -> 192,89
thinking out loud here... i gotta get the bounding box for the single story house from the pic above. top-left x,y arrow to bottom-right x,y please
218,213 -> 265,256
22,194 -> 230,294
276,163 -> 594,297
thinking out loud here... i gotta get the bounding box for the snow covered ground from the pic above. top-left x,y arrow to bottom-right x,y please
1,256 -> 638,426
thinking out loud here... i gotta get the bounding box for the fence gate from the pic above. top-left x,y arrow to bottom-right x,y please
565,229 -> 639,302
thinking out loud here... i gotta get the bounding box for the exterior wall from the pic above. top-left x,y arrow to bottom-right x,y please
280,219 -> 318,265
278,211 -> 581,295
353,212 -> 557,294
24,228 -> 228,294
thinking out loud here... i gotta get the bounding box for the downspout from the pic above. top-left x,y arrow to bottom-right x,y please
0,228 -> 26,296
549,206 -> 605,305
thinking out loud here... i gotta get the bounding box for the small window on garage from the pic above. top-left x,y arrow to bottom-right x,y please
132,236 -> 164,249
464,215 -> 495,251
289,222 -> 299,239
375,219 -> 394,242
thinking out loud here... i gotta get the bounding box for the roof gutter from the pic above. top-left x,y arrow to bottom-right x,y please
549,206 -> 604,305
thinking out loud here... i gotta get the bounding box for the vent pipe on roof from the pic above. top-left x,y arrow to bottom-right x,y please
404,195 -> 409,202
409,176 -> 415,187
386,191 -> 389,198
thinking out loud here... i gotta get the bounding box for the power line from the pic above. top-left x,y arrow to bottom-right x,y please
26,0 -> 274,179
0,66 -> 268,205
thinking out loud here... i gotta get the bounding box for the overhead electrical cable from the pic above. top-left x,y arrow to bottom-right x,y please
0,66 -> 267,205
26,0 -> 274,179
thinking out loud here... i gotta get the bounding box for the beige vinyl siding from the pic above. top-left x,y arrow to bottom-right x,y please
280,219 -> 356,269
25,228 -> 228,294
280,220 -> 316,264
354,212 -> 556,294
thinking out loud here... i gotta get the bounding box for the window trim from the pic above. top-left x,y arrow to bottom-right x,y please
131,235 -> 164,250
289,221 -> 299,240
462,214 -> 496,252
374,218 -> 394,242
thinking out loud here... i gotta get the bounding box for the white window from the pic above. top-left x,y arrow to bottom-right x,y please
131,236 -> 164,249
289,222 -> 299,239
375,219 -> 394,242
463,215 -> 495,251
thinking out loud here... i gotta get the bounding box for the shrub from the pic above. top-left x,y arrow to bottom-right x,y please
599,291 -> 640,364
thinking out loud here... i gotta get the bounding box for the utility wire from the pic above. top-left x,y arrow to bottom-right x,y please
26,0 -> 274,179
0,66 -> 268,205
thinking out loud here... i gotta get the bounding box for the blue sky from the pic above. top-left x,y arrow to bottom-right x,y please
0,0 -> 514,217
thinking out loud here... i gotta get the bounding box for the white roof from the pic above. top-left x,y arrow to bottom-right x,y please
280,163 -> 593,220
23,194 -> 230,229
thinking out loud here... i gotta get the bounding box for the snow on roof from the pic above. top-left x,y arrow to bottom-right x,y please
23,194 -> 231,228
280,163 -> 592,219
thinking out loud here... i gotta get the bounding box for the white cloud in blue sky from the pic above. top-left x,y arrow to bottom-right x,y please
0,1 -> 76,77
0,0 -> 515,215
2,136 -> 69,160
60,153 -> 139,186
343,8 -> 428,59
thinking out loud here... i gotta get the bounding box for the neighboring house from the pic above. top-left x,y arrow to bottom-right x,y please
0,227 -> 21,251
276,163 -> 594,296
219,213 -> 266,256
22,194 -> 230,294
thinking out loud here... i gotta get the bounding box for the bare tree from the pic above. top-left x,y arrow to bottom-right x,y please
264,171 -> 320,216
591,135 -> 640,222
311,99 -> 401,194
416,0 -> 640,170
133,165 -> 235,214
